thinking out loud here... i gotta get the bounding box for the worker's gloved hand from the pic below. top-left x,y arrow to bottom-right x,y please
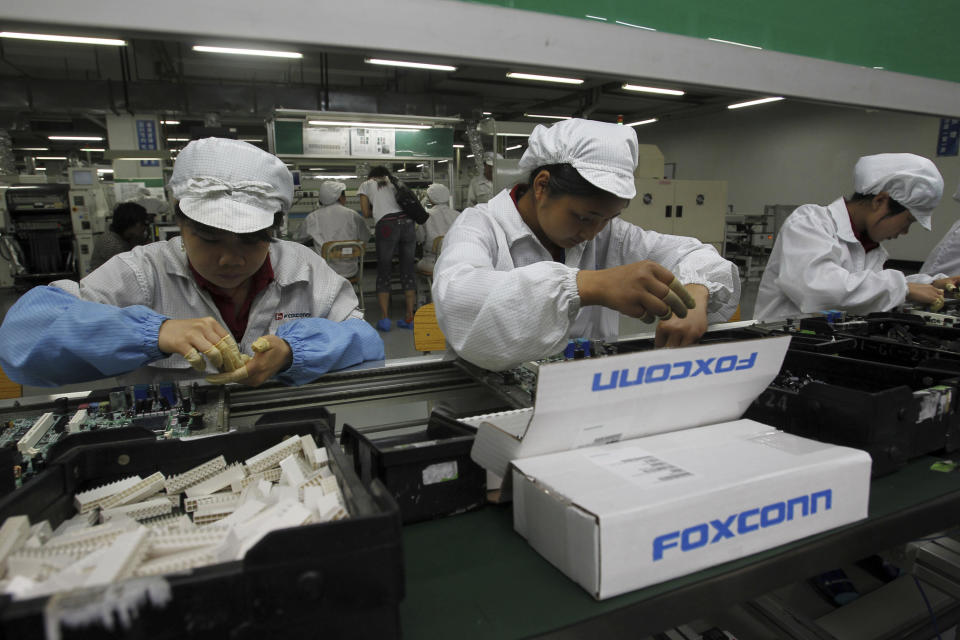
907,282 -> 945,308
933,277 -> 960,298
576,261 -> 697,323
205,336 -> 286,386
159,317 -> 233,373
655,284 -> 710,348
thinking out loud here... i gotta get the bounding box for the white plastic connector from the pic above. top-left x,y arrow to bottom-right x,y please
312,447 -> 330,469
216,499 -> 266,528
74,476 -> 142,513
279,454 -> 306,487
144,513 -> 195,533
299,434 -> 318,464
164,455 -> 227,494
183,492 -> 239,514
27,521 -> 52,545
44,520 -> 136,552
147,528 -> 230,557
83,527 -> 150,587
100,497 -> 173,523
184,464 -> 246,499
17,412 -> 55,458
0,516 -> 30,578
315,493 -> 348,522
66,409 -> 88,434
244,437 -> 302,474
192,503 -> 237,525
320,476 -> 340,496
134,545 -> 220,577
237,500 -> 313,556
99,472 -> 166,510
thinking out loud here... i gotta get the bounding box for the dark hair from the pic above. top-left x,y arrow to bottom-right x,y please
849,192 -> 907,215
110,202 -> 148,234
174,204 -> 283,244
368,165 -> 392,180
528,164 -> 621,200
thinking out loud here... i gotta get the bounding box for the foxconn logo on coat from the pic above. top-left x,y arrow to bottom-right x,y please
275,312 -> 312,321
590,352 -> 758,391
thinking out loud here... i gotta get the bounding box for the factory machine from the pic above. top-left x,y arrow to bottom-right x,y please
67,167 -> 113,278
3,184 -> 76,289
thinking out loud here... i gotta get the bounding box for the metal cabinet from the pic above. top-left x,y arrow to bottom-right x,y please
621,177 -> 727,253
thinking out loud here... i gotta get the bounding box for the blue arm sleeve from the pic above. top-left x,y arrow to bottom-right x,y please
274,317 -> 385,386
0,286 -> 168,387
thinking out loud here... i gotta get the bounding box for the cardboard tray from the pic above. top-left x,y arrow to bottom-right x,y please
0,418 -> 404,639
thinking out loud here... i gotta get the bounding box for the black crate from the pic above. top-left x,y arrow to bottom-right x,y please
0,419 -> 404,639
745,350 -> 960,476
340,412 -> 486,524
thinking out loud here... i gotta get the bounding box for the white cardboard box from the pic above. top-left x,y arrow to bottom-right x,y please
465,336 -> 791,478
512,419 -> 872,600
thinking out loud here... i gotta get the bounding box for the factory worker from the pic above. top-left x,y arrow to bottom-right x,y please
755,154 -> 958,322
0,138 -> 384,387
296,180 -> 370,278
358,166 -> 417,331
89,201 -> 150,271
416,183 -> 460,273
921,180 -> 960,277
432,118 -> 740,371
466,152 -> 502,207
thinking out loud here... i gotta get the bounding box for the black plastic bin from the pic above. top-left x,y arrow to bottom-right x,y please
340,412 -> 486,524
745,350 -> 960,476
0,419 -> 404,639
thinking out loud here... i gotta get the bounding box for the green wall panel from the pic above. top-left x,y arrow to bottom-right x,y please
460,0 -> 960,84
274,120 -> 304,155
395,128 -> 454,158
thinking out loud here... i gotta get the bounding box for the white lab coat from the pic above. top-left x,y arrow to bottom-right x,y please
52,237 -> 364,383
296,203 -> 370,278
921,218 -> 960,277
432,189 -> 740,371
755,198 -> 944,322
416,203 -> 460,271
467,175 -> 493,208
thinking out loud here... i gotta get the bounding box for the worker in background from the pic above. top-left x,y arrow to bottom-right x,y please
921,180 -> 960,276
358,166 -> 416,332
466,151 -> 502,207
432,118 -> 740,371
0,138 -> 383,387
296,180 -> 370,279
89,201 -> 150,271
416,183 -> 460,273
755,154 -> 959,322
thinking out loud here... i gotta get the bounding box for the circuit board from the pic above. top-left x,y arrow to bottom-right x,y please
0,382 -> 228,490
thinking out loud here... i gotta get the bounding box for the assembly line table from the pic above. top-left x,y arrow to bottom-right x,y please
400,456 -> 960,638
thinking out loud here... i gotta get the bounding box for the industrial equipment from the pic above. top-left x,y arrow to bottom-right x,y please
3,184 -> 75,288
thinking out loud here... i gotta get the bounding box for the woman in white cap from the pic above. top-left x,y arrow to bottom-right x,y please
755,153 -> 960,322
416,183 -> 460,273
0,138 -> 384,387
432,118 -> 740,371
921,180 -> 960,277
466,152 -> 502,207
296,180 -> 370,278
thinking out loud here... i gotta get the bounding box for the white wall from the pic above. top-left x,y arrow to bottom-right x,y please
639,101 -> 960,262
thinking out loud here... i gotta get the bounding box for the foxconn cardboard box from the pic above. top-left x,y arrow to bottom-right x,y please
512,419 -> 871,600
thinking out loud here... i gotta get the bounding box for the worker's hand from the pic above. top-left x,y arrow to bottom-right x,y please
907,282 -> 945,307
655,285 -> 710,348
158,317 -> 231,372
932,277 -> 960,298
205,336 -> 292,387
577,261 -> 696,322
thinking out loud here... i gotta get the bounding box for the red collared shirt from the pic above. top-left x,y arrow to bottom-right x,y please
189,257 -> 275,341
848,212 -> 879,253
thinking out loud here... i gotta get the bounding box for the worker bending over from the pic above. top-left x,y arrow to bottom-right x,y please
432,118 -> 740,371
756,154 -> 958,322
296,180 -> 370,278
0,138 -> 383,387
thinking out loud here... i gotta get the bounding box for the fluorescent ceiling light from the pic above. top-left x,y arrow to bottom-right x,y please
873,66 -> 885,70
708,37 -> 762,50
0,32 -> 125,46
626,118 -> 658,127
167,138 -> 190,142
16,147 -> 48,151
307,174 -> 356,179
505,144 -> 523,151
79,148 -> 105,152
416,164 -> 424,168
621,84 -> 685,96
396,168 -> 406,172
33,168 -> 46,171
161,120 -> 180,125
728,96 -> 785,109
308,168 -> 326,171
240,138 -> 263,142
308,120 -> 430,130
365,58 -> 456,72
48,135 -> 102,141
524,114 -> 571,120
452,144 -> 465,148
615,20 -> 655,31
585,15 -> 607,21
482,112 -> 492,116
496,133 -> 530,137
193,45 -> 302,59
97,168 -> 113,173
36,156 -> 67,160
438,159 -> 449,163
466,154 -> 474,158
506,72 -> 584,85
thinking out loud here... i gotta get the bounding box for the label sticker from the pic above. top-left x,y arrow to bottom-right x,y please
574,424 -> 623,449
584,446 -> 693,487
422,461 -> 458,486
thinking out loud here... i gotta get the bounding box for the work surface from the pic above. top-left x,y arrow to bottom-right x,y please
401,456 -> 960,639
